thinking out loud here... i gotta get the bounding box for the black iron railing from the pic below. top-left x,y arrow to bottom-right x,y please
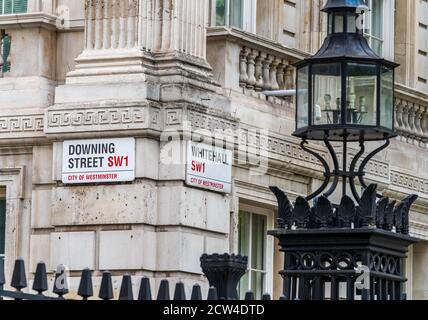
0,255 -> 272,301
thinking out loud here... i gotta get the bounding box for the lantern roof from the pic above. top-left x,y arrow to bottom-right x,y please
322,0 -> 369,12
294,33 -> 399,68
308,33 -> 399,67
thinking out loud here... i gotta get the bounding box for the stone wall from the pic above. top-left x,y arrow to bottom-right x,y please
0,0 -> 427,299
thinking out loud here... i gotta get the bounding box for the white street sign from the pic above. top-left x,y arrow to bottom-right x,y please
62,138 -> 135,184
186,142 -> 232,194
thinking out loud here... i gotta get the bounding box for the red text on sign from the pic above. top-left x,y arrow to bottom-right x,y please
191,161 -> 206,173
108,156 -> 129,168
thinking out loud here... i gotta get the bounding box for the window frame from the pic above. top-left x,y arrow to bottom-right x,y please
363,0 -> 395,60
0,0 -> 28,15
210,0 -> 256,33
238,204 -> 274,299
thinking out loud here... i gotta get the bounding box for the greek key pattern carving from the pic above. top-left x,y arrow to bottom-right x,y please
188,109 -> 239,132
0,115 -> 44,134
46,106 -> 151,133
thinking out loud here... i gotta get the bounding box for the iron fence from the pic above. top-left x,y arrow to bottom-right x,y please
0,258 -> 271,301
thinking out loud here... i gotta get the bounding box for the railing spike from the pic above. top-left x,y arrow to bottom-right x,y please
138,277 -> 152,301
262,293 -> 271,300
32,262 -> 48,295
99,271 -> 114,300
157,279 -> 170,301
11,259 -> 27,291
53,265 -> 69,298
173,282 -> 186,301
191,284 -> 202,300
245,291 -> 255,300
207,287 -> 218,300
77,268 -> 93,300
119,274 -> 134,300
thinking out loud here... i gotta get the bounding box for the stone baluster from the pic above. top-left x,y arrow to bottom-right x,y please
239,48 -> 249,88
276,59 -> 286,90
246,49 -> 257,89
414,105 -> 423,146
262,55 -> 274,90
401,101 -> 410,140
285,65 -> 294,89
407,103 -> 416,144
395,99 -> 403,132
254,52 -> 264,91
421,107 -> 428,144
270,57 -> 280,91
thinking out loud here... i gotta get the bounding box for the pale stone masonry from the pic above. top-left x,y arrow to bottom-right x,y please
0,0 -> 427,299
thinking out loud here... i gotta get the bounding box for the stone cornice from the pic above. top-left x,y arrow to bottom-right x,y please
0,12 -> 84,31
207,26 -> 309,62
0,12 -> 58,30
395,83 -> 428,106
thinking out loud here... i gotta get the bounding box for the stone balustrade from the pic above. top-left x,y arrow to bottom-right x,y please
239,46 -> 295,92
395,85 -> 428,148
207,27 -> 305,99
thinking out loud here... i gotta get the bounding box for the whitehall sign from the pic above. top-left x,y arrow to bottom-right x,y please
186,142 -> 232,194
62,138 -> 135,184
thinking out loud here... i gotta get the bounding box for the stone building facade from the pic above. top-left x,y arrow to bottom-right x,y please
0,0 -> 427,299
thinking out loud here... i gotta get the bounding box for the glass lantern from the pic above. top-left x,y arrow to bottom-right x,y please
293,0 -> 398,142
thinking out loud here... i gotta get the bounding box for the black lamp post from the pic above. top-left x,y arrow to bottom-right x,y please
293,0 -> 398,202
269,0 -> 419,301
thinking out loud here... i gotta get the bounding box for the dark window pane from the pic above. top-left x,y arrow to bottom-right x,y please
216,0 -> 226,26
1,35 -> 11,72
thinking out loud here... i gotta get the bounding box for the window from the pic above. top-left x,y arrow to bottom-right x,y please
1,33 -> 11,72
213,0 -> 243,28
362,0 -> 394,60
238,211 -> 266,299
210,0 -> 256,32
238,205 -> 275,299
0,0 -> 28,15
364,0 -> 384,56
0,198 -> 5,290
